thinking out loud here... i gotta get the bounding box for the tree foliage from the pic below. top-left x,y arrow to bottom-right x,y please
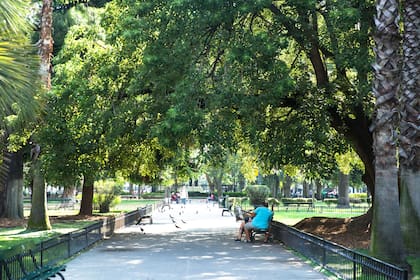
0,0 -> 39,131
98,0 -> 376,191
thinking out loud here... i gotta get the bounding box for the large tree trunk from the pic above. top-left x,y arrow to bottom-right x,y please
79,174 -> 94,215
315,180 -> 323,200
205,173 -> 215,193
399,0 -> 420,255
282,175 -> 292,198
3,151 -> 24,219
214,172 -> 223,198
0,151 -> 12,217
269,4 -> 375,196
370,0 -> 406,265
337,171 -> 350,208
27,157 -> 51,230
27,0 -> 54,231
39,0 -> 53,88
265,174 -> 279,198
302,180 -> 309,198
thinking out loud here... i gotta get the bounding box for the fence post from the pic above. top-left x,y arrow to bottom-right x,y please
403,269 -> 408,280
353,251 -> 356,279
68,233 -> 72,257
40,242 -> 44,266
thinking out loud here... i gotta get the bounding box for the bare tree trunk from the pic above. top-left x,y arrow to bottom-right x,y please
79,174 -> 94,216
315,180 -> 323,200
215,171 -> 223,198
283,175 -> 292,198
205,173 -> 216,193
265,174 -> 279,198
27,0 -> 54,231
27,157 -> 51,230
337,171 -> 350,208
302,180 -> 309,198
63,186 -> 75,198
129,182 -> 134,196
399,0 -> 420,255
370,0 -> 406,265
39,0 -> 53,88
3,151 -> 24,219
0,152 -> 11,217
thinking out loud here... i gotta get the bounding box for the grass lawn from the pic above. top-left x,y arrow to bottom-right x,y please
111,199 -> 160,211
2,199 -> 159,254
408,257 -> 420,280
273,209 -> 368,226
0,220 -> 96,258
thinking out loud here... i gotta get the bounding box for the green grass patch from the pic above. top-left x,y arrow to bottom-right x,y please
111,199 -> 159,211
0,220 -> 97,258
408,257 -> 420,280
273,210 -> 367,226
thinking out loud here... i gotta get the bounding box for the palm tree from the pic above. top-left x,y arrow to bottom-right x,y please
370,0 -> 406,265
399,0 -> 420,255
0,0 -> 39,219
0,0 -> 39,122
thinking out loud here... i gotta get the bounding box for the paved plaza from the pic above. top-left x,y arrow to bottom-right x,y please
64,201 -> 330,280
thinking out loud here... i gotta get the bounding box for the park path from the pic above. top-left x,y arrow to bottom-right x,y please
64,200 -> 330,280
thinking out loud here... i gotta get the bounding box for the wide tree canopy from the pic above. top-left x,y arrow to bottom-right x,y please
94,0 -> 375,187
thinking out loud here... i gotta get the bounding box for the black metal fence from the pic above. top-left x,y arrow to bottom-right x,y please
0,222 -> 102,280
0,207 -> 147,280
271,221 -> 408,280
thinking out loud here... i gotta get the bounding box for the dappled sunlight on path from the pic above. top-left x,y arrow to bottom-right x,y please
65,201 -> 329,280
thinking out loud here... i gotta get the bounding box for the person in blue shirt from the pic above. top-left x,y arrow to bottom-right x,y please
234,202 -> 273,242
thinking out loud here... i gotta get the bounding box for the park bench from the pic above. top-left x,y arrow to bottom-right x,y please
234,206 -> 273,243
282,200 -> 314,211
136,205 -> 153,225
250,214 -> 274,243
55,198 -> 75,210
1,249 -> 66,280
120,194 -> 138,199
219,196 -> 233,216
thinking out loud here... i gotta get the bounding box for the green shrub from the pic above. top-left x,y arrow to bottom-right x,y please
187,191 -> 208,197
349,193 -> 368,203
224,192 -> 247,197
141,192 -> 165,199
245,185 -> 270,206
228,196 -> 248,206
94,179 -> 122,213
94,194 -> 121,213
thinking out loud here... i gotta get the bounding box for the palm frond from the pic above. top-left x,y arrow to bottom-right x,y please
0,0 -> 32,35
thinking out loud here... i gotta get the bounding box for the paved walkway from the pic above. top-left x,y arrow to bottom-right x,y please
64,201 -> 329,280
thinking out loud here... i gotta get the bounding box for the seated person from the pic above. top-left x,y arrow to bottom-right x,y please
234,202 -> 273,242
170,192 -> 178,203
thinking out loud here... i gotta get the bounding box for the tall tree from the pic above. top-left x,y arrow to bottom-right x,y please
102,0 -> 375,193
27,0 -> 54,230
3,151 -> 24,219
335,150 -> 363,208
0,0 -> 39,219
399,0 -> 420,255
370,0 -> 405,265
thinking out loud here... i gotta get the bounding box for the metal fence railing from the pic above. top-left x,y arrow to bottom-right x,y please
275,205 -> 370,214
270,221 -> 408,280
0,206 -> 150,280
